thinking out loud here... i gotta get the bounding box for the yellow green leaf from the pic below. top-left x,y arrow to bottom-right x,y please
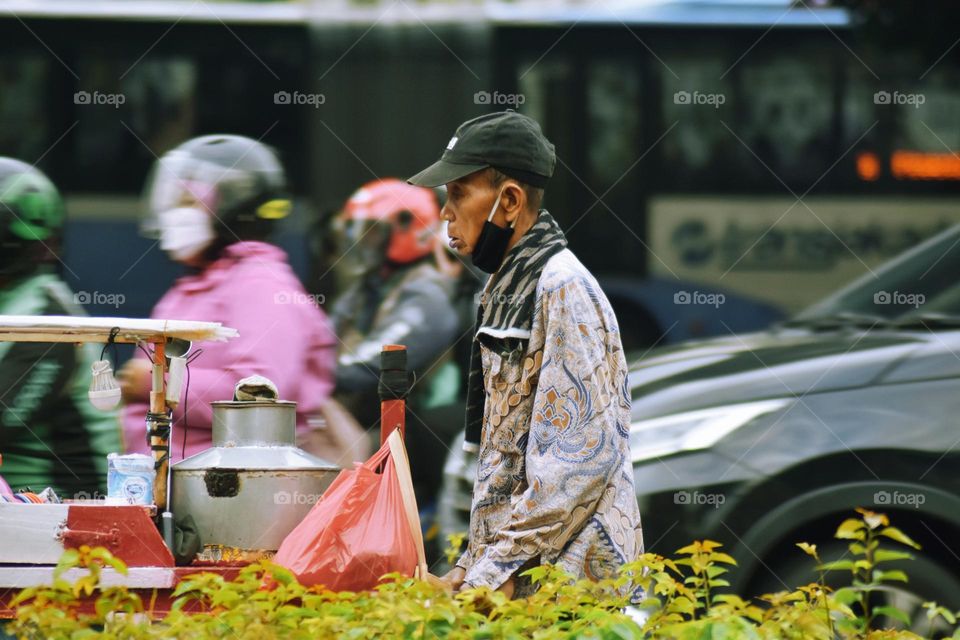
835,518 -> 866,540
796,542 -> 819,561
878,526 -> 921,549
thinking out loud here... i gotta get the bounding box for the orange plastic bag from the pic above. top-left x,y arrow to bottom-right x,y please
274,430 -> 427,591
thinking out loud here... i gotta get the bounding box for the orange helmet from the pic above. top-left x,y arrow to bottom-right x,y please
340,179 -> 440,264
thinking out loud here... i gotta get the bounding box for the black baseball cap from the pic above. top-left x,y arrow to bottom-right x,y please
408,111 -> 556,188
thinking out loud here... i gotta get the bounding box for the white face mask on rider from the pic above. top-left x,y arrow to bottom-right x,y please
158,206 -> 216,263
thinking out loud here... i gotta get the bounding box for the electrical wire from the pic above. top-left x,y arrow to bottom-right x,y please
136,341 -> 153,361
99,327 -> 121,369
180,349 -> 204,460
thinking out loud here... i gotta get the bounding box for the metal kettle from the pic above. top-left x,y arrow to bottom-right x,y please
171,399 -> 339,563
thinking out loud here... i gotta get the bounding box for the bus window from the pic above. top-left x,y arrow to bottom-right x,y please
0,55 -> 51,164
582,58 -> 644,272
586,59 -> 640,192
517,56 -> 579,225
122,59 -> 198,161
73,55 -> 197,192
842,60 -> 879,185
658,46 -> 735,192
737,48 -> 835,189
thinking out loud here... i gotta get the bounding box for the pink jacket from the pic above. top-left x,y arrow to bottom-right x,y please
122,242 -> 336,461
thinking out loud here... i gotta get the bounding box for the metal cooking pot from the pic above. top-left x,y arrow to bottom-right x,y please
171,400 -> 339,562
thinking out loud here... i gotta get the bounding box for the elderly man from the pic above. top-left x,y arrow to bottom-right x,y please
409,111 -> 643,598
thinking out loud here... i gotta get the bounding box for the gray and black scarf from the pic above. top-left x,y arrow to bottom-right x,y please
463,210 -> 568,451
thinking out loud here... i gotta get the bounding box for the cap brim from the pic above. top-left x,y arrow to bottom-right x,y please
407,159 -> 488,188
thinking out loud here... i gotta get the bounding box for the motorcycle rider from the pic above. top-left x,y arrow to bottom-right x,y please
331,179 -> 461,511
0,158 -> 121,497
119,135 -> 337,461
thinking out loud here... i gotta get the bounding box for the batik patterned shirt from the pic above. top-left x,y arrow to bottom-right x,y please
458,249 -> 643,596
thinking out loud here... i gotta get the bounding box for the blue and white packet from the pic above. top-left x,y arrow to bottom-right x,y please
107,453 -> 156,505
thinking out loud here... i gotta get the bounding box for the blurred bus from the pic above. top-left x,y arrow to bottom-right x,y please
1,0 -> 958,321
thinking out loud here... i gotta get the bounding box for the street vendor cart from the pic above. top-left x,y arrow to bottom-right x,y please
0,316 -> 419,622
0,315 -> 240,617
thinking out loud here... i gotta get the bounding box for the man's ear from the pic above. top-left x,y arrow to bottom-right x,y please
502,182 -> 526,224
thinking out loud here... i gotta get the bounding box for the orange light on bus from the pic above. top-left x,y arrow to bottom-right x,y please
891,150 -> 960,181
856,151 -> 881,181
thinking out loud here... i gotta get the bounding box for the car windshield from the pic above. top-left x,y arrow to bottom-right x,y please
788,224 -> 960,328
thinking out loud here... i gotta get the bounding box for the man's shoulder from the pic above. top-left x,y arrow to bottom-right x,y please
537,249 -> 601,296
534,250 -> 619,330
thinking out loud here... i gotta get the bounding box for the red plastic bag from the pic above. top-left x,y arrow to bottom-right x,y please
274,430 -> 427,591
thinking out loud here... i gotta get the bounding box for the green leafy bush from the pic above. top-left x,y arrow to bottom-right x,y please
6,508 -> 959,639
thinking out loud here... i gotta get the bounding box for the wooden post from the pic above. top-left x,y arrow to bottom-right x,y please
149,340 -> 169,510
379,344 -> 407,446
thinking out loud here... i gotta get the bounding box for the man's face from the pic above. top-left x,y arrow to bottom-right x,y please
441,171 -> 497,256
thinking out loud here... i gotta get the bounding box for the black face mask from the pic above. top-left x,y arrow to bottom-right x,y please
471,188 -> 515,274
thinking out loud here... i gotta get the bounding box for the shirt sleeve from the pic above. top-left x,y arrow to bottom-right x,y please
463,278 -> 624,590
454,546 -> 474,571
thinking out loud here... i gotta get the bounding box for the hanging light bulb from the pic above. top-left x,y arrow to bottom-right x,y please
89,359 -> 121,410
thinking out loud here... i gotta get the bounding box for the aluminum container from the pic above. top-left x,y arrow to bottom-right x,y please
171,400 -> 339,560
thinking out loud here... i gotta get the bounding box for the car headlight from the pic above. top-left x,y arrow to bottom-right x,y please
630,399 -> 790,462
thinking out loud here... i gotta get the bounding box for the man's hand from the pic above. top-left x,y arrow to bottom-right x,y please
439,567 -> 514,599
440,566 -> 466,592
497,577 -> 515,600
118,359 -> 152,403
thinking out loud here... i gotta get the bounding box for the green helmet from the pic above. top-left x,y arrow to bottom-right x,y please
0,158 -> 65,244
